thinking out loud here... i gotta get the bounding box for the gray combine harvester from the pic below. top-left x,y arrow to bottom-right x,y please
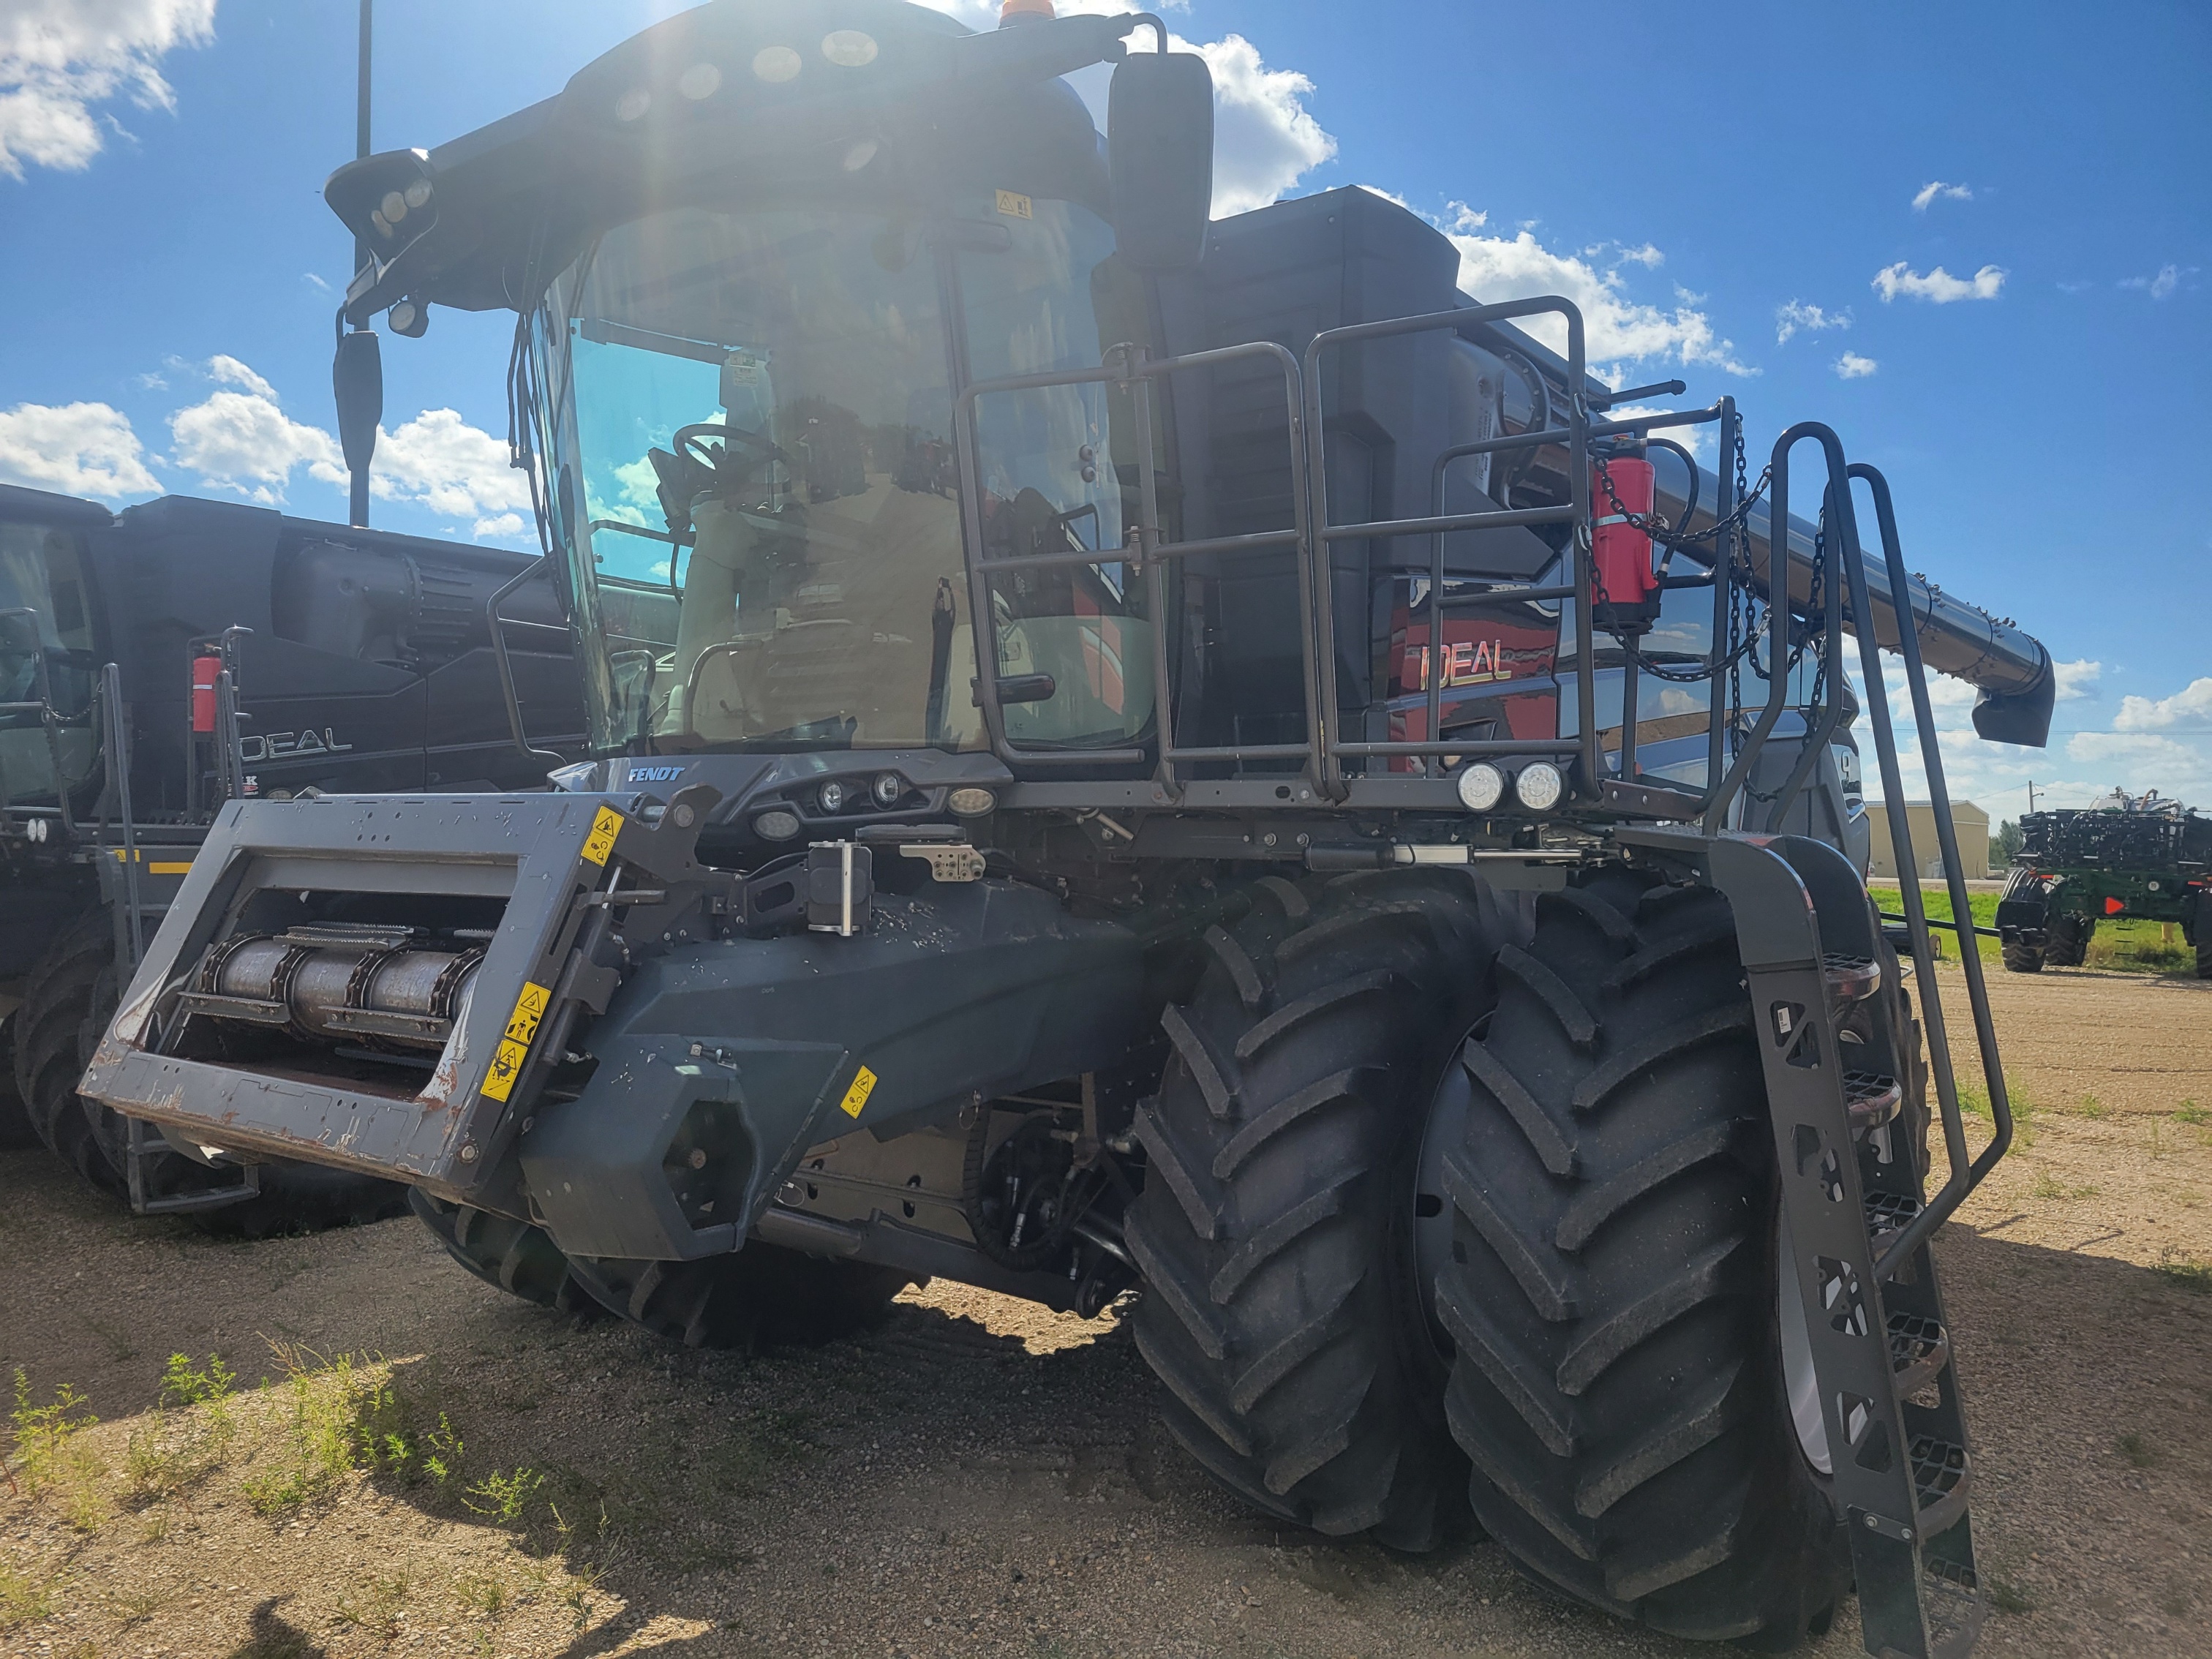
83,2 -> 2053,1650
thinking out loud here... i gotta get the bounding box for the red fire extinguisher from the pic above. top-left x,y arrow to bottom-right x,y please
191,655 -> 224,734
1591,456 -> 1662,634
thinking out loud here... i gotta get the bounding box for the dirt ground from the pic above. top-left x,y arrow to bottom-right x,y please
2,964 -> 2207,1659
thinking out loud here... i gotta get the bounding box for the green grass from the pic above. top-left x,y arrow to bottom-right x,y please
2153,1252 -> 2212,1295
2116,1432 -> 2163,1469
1869,883 -> 2195,974
0,1564 -> 57,1628
1868,885 -> 2001,963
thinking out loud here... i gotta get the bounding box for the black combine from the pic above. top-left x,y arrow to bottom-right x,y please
82,4 -> 2055,1650
1,483 -> 582,1227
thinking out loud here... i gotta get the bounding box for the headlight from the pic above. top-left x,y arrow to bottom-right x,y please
818,780 -> 849,814
873,772 -> 905,808
1514,761 -> 1565,812
1456,763 -> 1506,813
755,809 -> 802,842
948,788 -> 998,819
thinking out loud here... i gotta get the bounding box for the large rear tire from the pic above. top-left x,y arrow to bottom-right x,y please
1124,870 -> 1521,1551
1998,868 -> 2047,974
2194,894 -> 2211,981
2044,913 -> 2090,968
14,908 -> 407,1234
1434,870 -> 1849,1648
0,1010 -> 37,1150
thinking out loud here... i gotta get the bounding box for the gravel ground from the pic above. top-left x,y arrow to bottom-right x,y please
1,966 -> 2206,1659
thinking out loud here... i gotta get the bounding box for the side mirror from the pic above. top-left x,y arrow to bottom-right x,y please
1109,48 -> 1214,273
333,329 -> 383,480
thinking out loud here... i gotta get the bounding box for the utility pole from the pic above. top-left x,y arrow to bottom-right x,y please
343,0 -> 377,530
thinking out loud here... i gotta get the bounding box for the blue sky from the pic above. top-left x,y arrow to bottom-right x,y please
1,0 -> 2205,814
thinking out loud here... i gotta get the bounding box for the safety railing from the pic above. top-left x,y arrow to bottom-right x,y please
955,339 -> 1317,791
1843,459 -> 2013,1268
953,294 -> 1850,821
0,606 -> 80,846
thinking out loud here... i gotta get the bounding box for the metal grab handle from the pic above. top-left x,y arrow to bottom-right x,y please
1846,462 -> 2012,1273
489,562 -> 565,768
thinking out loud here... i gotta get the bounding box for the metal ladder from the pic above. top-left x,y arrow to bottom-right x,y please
93,658 -> 265,1217
1701,427 -> 2014,1659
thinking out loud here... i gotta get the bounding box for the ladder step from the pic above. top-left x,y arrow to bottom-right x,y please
1911,1435 -> 1974,1538
1889,1311 -> 1952,1396
1824,952 -> 1882,1005
1923,1558 -> 1985,1659
1864,1189 -> 1922,1257
1845,1070 -> 1903,1131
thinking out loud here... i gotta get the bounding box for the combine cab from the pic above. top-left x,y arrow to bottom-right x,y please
83,2 -> 2055,1648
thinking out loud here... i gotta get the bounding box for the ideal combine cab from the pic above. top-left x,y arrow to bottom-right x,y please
83,1 -> 2055,1650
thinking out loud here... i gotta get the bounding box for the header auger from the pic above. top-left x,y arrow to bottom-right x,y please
82,3 -> 2050,1649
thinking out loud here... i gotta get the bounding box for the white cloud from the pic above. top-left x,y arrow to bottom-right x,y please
1775,300 -> 1851,344
0,400 -> 160,498
369,408 -> 533,535
168,363 -> 345,506
2053,659 -> 2102,701
909,4 -> 1325,218
2113,677 -> 2212,731
207,354 -> 276,399
1911,181 -> 1972,212
1192,34 -> 1334,217
1873,263 -> 2006,304
1450,229 -> 1755,376
0,0 -> 217,178
1833,351 -> 1878,380
1867,658 -> 2211,814
2119,263 -> 2182,299
470,511 -> 527,543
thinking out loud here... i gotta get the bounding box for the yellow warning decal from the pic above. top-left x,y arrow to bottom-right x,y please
483,981 -> 552,1102
108,851 -> 195,873
505,981 -> 552,1046
483,1039 -> 530,1102
994,189 -> 1033,220
838,1065 -> 879,1119
581,805 -> 624,866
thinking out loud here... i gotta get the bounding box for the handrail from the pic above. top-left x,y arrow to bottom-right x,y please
1847,462 -> 2012,1273
1302,296 -> 1594,797
0,606 -> 79,844
955,338 -> 1317,787
489,562 -> 565,769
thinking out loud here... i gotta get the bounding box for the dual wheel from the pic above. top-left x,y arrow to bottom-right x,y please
1126,867 -> 1890,1648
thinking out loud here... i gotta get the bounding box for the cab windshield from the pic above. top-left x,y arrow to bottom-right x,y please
0,522 -> 98,802
538,195 -> 1151,757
